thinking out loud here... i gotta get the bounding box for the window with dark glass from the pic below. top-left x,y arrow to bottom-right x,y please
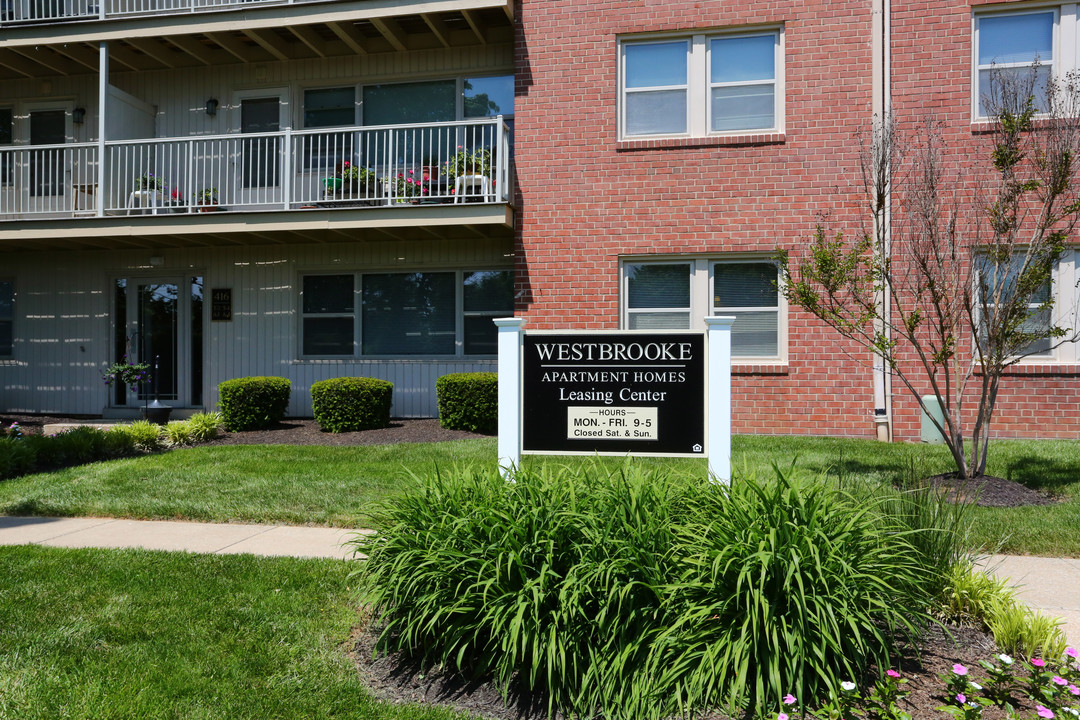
0,280 -> 13,356
302,275 -> 354,356
0,109 -> 12,185
463,270 -> 514,354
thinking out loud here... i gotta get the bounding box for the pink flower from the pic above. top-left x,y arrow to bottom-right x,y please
778,714 -> 788,720
952,664 -> 968,676
343,161 -> 350,167
1069,685 -> 1079,696
956,694 -> 966,704
1037,706 -> 1055,719
1067,648 -> 1079,659
1033,658 -> 1047,667
783,694 -> 796,705
1054,676 -> 1068,686
886,670 -> 901,678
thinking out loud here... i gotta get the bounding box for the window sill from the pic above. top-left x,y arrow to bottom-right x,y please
974,363 -> 1080,376
616,133 -> 786,151
732,363 -> 789,375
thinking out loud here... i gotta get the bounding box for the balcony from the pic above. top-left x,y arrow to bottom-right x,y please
0,117 -> 513,245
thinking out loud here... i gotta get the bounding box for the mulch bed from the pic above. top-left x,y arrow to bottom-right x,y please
347,619 -> 1038,720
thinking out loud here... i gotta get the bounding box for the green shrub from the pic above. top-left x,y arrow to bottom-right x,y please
435,372 -> 497,433
186,412 -> 223,442
218,377 -> 291,431
310,377 -> 392,433
102,426 -> 137,456
0,437 -> 37,480
354,463 -> 942,720
163,420 -> 194,447
30,426 -> 108,469
124,420 -> 163,451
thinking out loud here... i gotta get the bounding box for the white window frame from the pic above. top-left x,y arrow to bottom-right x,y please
0,278 -> 13,358
974,249 -> 1080,364
618,27 -> 784,140
710,258 -> 784,360
620,256 -> 787,362
971,5 -> 1074,120
298,267 -> 513,359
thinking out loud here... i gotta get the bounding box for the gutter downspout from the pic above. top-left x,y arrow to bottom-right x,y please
871,0 -> 893,442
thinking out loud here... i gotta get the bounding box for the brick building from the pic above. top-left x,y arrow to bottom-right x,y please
0,0 -> 1076,440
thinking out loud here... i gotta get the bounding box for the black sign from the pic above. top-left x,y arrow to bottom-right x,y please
522,332 -> 705,455
211,288 -> 232,321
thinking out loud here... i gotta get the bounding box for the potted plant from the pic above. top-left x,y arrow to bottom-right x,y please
167,187 -> 187,213
134,173 -> 165,192
193,187 -> 219,211
325,161 -> 378,201
393,169 -> 427,203
444,146 -> 492,180
102,355 -> 171,424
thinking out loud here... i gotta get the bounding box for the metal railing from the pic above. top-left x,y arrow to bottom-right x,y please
0,117 -> 510,220
0,0 -> 322,23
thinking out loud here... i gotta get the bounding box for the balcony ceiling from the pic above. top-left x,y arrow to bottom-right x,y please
0,0 -> 513,80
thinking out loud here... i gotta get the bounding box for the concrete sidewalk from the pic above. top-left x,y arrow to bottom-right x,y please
0,516 -> 1077,647
0,516 -> 366,560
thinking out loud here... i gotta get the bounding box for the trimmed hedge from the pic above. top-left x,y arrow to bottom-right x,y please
310,377 -> 393,433
436,372 -> 497,434
218,376 -> 291,431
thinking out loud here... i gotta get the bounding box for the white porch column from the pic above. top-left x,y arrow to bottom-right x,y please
96,42 -> 108,218
705,316 -> 734,484
494,317 -> 524,479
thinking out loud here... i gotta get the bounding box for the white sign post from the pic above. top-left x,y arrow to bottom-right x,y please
495,317 -> 525,478
705,316 -> 734,484
494,317 -> 733,483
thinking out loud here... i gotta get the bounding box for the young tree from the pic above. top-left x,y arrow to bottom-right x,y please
779,67 -> 1080,479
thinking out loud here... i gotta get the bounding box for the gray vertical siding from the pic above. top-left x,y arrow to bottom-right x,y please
1,235 -> 509,417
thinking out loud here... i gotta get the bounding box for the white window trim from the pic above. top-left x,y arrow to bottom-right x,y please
620,256 -> 788,363
618,27 -> 784,141
298,267 -> 513,360
971,5 -> 1073,120
976,249 -> 1080,364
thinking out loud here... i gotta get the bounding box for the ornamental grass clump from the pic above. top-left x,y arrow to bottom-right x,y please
354,462 -> 945,720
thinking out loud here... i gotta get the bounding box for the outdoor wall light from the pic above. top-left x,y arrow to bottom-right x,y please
205,98 -> 219,117
149,256 -> 164,267
72,107 -> 86,124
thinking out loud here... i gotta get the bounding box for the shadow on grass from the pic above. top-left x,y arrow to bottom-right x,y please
1002,455 -> 1080,493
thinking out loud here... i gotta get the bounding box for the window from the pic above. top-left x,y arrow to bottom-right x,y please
622,258 -> 784,359
302,87 -> 358,172
619,29 -> 782,139
978,254 -> 1057,358
0,280 -> 13,356
974,10 -> 1055,117
362,80 -> 457,125
300,269 -> 512,357
302,274 -> 355,356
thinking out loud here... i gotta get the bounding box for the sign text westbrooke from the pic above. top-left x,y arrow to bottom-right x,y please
522,332 -> 705,456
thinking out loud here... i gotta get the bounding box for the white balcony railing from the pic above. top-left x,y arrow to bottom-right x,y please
0,0 -> 321,24
0,117 -> 511,220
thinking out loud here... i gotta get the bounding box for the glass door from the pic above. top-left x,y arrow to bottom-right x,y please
112,277 -> 204,408
238,96 -> 283,205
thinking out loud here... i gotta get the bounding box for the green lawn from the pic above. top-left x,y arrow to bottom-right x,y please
0,433 -> 1077,555
0,545 -> 469,719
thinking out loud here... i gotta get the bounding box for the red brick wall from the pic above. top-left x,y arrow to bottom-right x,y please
887,0 -> 1080,441
514,0 -> 881,438
513,0 -> 1080,442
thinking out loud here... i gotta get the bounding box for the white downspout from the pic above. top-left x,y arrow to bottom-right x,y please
872,0 -> 893,441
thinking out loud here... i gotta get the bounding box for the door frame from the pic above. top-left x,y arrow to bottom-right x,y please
231,87 -> 290,206
22,100 -> 74,213
111,274 -> 201,409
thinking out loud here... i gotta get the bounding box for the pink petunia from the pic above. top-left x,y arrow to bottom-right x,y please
783,694 -> 796,705
1037,706 -> 1055,719
1033,658 -> 1047,668
778,714 -> 788,720
952,664 -> 968,676
886,670 -> 901,678
956,694 -> 966,704
1067,648 -> 1079,659
1069,685 -> 1079,696
1055,676 -> 1068,686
